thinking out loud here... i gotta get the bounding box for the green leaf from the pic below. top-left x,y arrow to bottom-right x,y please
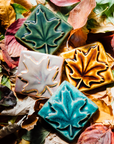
0,34 -> 4,41
1,75 -> 11,89
94,0 -> 114,24
87,0 -> 114,33
56,11 -> 68,22
12,3 -> 28,20
22,8 -> 64,54
23,121 -> 50,144
56,3 -> 78,22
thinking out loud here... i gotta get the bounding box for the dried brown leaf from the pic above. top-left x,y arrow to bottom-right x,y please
1,96 -> 36,116
0,123 -> 20,139
0,0 -> 16,29
21,113 -> 38,131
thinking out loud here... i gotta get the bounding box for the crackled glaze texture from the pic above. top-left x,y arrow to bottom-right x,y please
61,42 -> 114,91
15,51 -> 64,98
15,4 -> 72,54
38,81 -> 98,141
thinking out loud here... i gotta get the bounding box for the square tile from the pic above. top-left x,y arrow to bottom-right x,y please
60,42 -> 114,91
15,4 -> 72,54
15,51 -> 64,98
38,81 -> 98,141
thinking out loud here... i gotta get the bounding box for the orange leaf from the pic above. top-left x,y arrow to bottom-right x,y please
91,98 -> 114,124
69,28 -> 88,47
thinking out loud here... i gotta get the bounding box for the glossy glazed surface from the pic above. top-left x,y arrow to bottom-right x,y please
61,42 -> 114,91
38,81 -> 98,141
15,4 -> 72,54
15,51 -> 64,97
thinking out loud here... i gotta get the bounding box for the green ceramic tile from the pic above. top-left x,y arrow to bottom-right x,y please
15,4 -> 72,54
38,81 -> 98,141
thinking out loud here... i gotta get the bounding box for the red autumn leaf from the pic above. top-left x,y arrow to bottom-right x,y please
5,18 -> 27,57
77,124 -> 112,144
68,0 -> 96,29
0,40 -> 18,69
0,18 -> 27,69
50,0 -> 80,7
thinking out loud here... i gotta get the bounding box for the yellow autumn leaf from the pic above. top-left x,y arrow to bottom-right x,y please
0,0 -> 15,29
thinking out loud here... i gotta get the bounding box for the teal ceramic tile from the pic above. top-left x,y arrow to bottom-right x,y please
15,4 -> 72,54
38,81 -> 98,141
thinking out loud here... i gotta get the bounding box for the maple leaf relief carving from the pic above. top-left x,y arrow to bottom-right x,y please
18,54 -> 59,96
66,46 -> 108,89
46,86 -> 90,137
22,8 -> 64,53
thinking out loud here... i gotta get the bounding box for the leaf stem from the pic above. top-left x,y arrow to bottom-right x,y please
47,86 -> 53,96
45,44 -> 48,54
76,79 -> 83,89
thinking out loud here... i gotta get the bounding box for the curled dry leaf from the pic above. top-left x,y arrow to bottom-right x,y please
1,96 -> 38,130
77,124 -> 112,144
68,0 -> 96,29
34,98 -> 48,112
1,96 -> 36,116
21,113 -> 38,131
0,123 -> 20,139
50,0 -> 80,7
0,0 -> 16,29
0,115 -> 26,139
0,85 -> 17,107
69,27 -> 89,47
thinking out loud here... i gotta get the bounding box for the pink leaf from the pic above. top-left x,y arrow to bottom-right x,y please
68,0 -> 96,29
50,0 -> 80,7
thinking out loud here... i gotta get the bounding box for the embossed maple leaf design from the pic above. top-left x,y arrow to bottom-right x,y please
18,54 -> 59,96
22,8 -> 64,54
66,47 -> 108,89
46,87 -> 90,137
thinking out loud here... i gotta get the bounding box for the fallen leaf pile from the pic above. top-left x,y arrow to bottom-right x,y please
1,0 -> 114,144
